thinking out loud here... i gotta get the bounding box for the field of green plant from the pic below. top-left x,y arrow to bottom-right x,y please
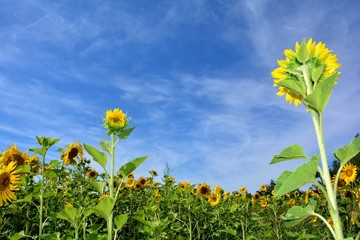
1,38 -> 360,239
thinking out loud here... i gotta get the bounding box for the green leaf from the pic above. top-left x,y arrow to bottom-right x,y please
311,65 -> 325,83
16,194 -> 32,203
99,141 -> 112,154
117,126 -> 135,140
114,214 -> 128,231
296,39 -> 309,64
117,156 -> 148,177
283,199 -> 317,227
270,144 -> 308,164
304,74 -> 337,113
57,207 -> 81,226
90,181 -> 107,195
36,136 -> 60,149
92,197 -> 115,220
10,231 -> 27,240
276,80 -> 306,98
274,155 -> 319,197
88,224 -> 103,234
83,144 -> 108,171
14,165 -> 31,174
49,160 -> 61,168
29,147 -> 47,157
334,136 -> 360,165
220,229 -> 237,235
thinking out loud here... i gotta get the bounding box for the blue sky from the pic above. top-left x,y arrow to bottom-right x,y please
0,0 -> 359,193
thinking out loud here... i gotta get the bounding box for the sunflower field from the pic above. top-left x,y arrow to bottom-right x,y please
1,38 -> 360,240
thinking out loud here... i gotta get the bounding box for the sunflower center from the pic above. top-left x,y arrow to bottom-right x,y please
13,154 -> 25,165
0,173 -> 10,191
346,169 -> 353,177
200,187 -> 209,195
68,148 -> 79,159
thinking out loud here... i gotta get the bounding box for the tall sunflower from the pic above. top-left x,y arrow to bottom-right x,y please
0,161 -> 22,206
61,141 -> 84,166
272,38 -> 341,107
0,144 -> 30,167
340,163 -> 357,184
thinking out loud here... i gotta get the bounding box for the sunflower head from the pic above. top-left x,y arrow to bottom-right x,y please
0,161 -> 22,206
86,169 -> 98,179
240,186 -> 247,193
61,141 -> 84,166
340,163 -> 357,184
26,155 -> 41,174
260,184 -> 267,192
197,183 -> 211,197
0,144 -> 29,167
208,192 -> 221,206
103,108 -> 129,135
272,38 -> 341,107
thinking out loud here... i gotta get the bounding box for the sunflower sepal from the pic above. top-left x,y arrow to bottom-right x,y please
116,126 -> 135,141
303,73 -> 337,113
311,65 -> 325,84
273,154 -> 319,198
296,39 -> 310,64
334,135 -> 360,165
275,80 -> 306,98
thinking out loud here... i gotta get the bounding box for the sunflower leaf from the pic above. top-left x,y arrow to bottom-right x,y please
334,135 -> 360,165
270,144 -> 309,164
83,144 -> 108,171
99,141 -> 112,154
90,181 -> 107,195
283,199 -> 317,227
275,80 -> 306,98
114,214 -> 128,231
304,74 -> 337,113
274,155 -> 319,197
117,155 -> 148,177
296,39 -> 309,64
92,197 -> 115,220
117,126 -> 135,140
311,65 -> 325,84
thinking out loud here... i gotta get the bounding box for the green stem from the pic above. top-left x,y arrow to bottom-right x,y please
312,212 -> 336,239
311,111 -> 343,239
39,154 -> 46,236
108,134 -> 115,240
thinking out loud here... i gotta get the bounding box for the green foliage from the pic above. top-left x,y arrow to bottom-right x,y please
83,144 -> 108,172
270,144 -> 309,164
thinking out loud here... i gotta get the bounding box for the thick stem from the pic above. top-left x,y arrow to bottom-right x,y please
39,154 -> 45,236
108,134 -> 115,240
311,111 -> 343,239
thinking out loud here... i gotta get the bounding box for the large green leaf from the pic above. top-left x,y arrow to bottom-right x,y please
99,141 -> 112,154
311,65 -> 325,83
304,74 -> 337,113
117,156 -> 148,177
334,136 -> 360,165
114,214 -> 128,231
10,231 -> 27,240
283,199 -> 317,227
270,144 -> 308,164
57,207 -> 82,226
83,144 -> 108,171
276,80 -> 306,98
274,155 -> 319,197
90,181 -> 107,195
92,197 -> 115,220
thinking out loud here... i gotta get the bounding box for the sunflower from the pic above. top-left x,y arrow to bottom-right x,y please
214,184 -> 223,195
260,196 -> 269,207
177,181 -> 190,189
340,163 -> 357,184
272,38 -> 341,107
240,186 -> 247,194
61,141 -> 84,166
208,192 -> 221,207
223,191 -> 230,201
260,184 -> 267,192
0,144 -> 29,167
197,183 -> 211,197
149,169 -> 158,177
0,161 -> 22,206
86,169 -> 98,179
103,108 -> 129,134
26,155 -> 41,173
126,177 -> 135,188
136,176 -> 147,187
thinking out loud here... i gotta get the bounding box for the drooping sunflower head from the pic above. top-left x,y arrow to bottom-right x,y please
61,141 -> 84,166
103,108 -> 129,135
196,183 -> 211,197
26,155 -> 41,174
272,38 -> 341,107
149,169 -> 158,177
252,192 -> 260,200
0,161 -> 22,206
0,144 -> 29,167
340,163 -> 357,184
208,192 -> 221,207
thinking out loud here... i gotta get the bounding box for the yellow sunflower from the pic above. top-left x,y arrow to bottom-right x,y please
208,192 -> 221,207
260,196 -> 269,207
340,163 -> 357,184
103,108 -> 129,134
136,176 -> 147,188
61,141 -> 84,166
0,144 -> 29,167
272,38 -> 341,107
0,161 -> 22,206
26,155 -> 41,174
196,183 -> 211,197
86,168 -> 98,179
126,177 -> 135,188
177,181 -> 191,189
260,184 -> 267,192
149,169 -> 158,177
240,186 -> 247,194
252,192 -> 260,200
